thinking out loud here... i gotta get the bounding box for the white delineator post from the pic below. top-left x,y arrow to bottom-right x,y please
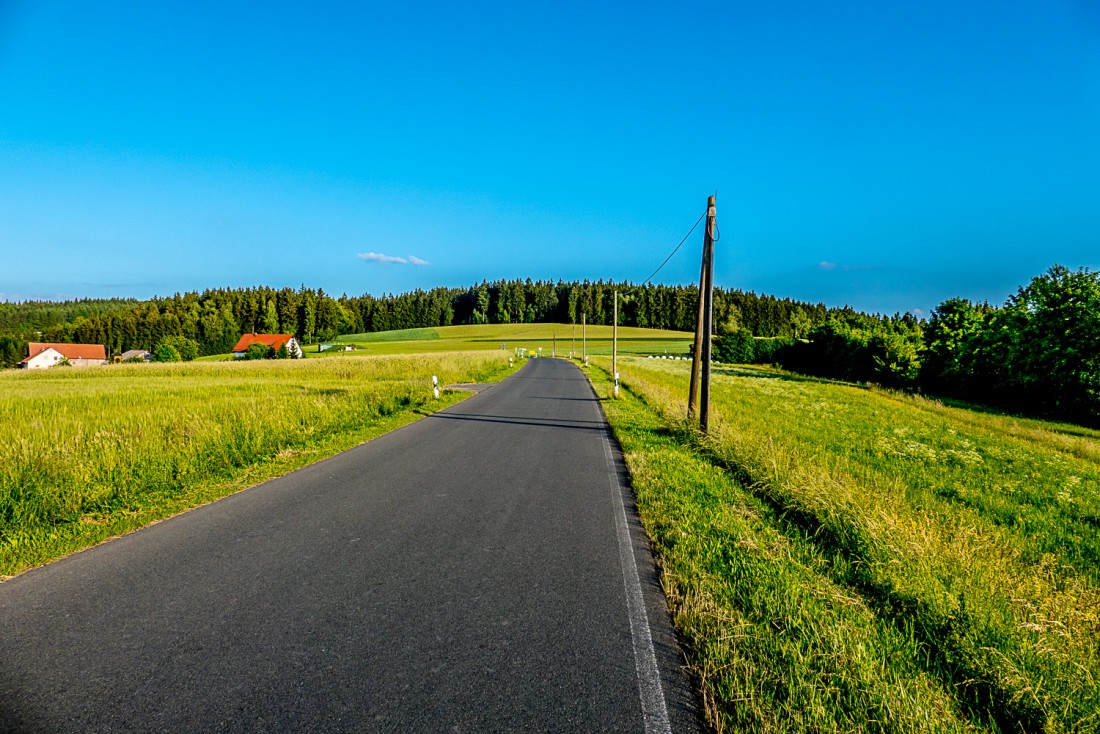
432,375 -> 440,399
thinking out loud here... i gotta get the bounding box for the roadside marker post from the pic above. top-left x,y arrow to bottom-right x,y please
615,371 -> 620,397
432,375 -> 439,399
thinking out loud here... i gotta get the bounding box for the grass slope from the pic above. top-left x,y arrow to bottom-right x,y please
0,353 -> 516,578
590,356 -> 1100,733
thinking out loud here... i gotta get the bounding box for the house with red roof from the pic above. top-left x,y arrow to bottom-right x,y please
231,333 -> 303,359
19,342 -> 109,369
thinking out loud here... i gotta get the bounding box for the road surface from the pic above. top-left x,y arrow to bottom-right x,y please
0,358 -> 701,733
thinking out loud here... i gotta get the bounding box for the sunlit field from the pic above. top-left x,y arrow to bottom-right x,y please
0,353 -> 515,577
331,322 -> 694,357
590,355 -> 1100,732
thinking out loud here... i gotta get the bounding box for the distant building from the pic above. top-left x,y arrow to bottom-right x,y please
231,333 -> 303,359
117,349 -> 152,363
19,342 -> 109,369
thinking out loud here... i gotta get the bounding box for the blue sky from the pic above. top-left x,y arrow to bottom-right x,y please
1,0 -> 1097,316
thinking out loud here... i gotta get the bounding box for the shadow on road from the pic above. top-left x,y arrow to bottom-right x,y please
528,396 -> 598,403
427,412 -> 607,432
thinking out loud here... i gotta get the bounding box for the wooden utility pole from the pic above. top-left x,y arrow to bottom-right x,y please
612,292 -> 618,378
688,196 -> 717,430
582,313 -> 587,362
699,196 -> 717,433
613,291 -> 619,395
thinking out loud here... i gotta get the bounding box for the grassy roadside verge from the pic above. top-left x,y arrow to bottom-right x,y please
586,357 -> 1100,733
586,361 -> 984,732
1,352 -> 518,578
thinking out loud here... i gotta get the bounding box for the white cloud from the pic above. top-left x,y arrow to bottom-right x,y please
358,252 -> 408,265
818,261 -> 876,272
357,251 -> 432,266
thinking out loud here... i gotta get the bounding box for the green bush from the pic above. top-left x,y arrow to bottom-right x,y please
243,343 -> 274,360
151,344 -> 181,363
713,329 -> 755,364
780,319 -> 923,389
753,337 -> 795,365
156,336 -> 200,362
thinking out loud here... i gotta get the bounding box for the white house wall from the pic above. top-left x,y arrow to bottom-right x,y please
23,348 -> 64,369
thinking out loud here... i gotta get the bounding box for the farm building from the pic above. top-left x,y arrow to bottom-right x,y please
19,342 -> 109,369
231,333 -> 303,358
117,350 -> 151,363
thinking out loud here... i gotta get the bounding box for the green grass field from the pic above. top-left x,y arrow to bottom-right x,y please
0,352 -> 516,577
590,356 -> 1100,733
9,321 -> 1098,730
191,323 -> 693,360
335,322 -> 694,357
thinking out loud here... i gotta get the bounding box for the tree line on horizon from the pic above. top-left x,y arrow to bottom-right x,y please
0,280 -> 851,365
1,266 -> 1096,426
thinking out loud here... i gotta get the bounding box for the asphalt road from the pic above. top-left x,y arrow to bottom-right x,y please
0,358 -> 702,733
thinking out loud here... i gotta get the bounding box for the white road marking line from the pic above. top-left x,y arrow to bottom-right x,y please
603,433 -> 673,734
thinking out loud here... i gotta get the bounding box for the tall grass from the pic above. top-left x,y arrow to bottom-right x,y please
0,353 -> 513,577
591,357 -> 1100,732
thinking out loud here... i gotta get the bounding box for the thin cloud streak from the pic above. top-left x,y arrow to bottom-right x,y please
818,261 -> 877,272
357,252 -> 431,266
358,252 -> 408,265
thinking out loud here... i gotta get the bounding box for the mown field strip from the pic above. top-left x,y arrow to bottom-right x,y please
0,352 -> 516,578
588,356 -> 1100,733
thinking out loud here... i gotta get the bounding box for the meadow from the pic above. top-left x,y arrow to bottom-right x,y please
590,356 -> 1100,733
9,319 -> 1099,731
0,352 -> 515,577
335,322 -> 694,357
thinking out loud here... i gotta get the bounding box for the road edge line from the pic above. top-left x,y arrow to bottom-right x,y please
602,432 -> 674,734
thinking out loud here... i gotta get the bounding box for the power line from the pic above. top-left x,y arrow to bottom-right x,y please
639,210 -> 707,287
